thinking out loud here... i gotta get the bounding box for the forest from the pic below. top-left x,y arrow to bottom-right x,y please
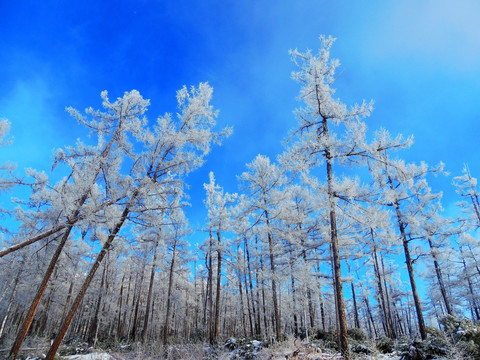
1,36 -> 480,360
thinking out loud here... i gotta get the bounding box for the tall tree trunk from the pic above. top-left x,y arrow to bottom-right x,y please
264,207 -> 281,341
364,297 -> 378,338
214,230 -> 222,342
164,238 -> 177,344
87,263 -> 107,345
9,226 -> 73,360
393,206 -> 427,338
323,121 -> 349,359
300,232 -> 315,329
289,250 -> 299,336
460,247 -> 480,321
207,231 -> 214,343
245,236 -> 259,336
371,240 -> 392,338
0,271 -> 20,338
45,206 -> 129,360
116,274 -> 125,341
141,241 -> 158,342
236,245 -> 247,338
380,253 -> 396,338
8,118 -> 125,360
351,281 -> 360,329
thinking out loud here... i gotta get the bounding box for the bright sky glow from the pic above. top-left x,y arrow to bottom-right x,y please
1,0 -> 479,240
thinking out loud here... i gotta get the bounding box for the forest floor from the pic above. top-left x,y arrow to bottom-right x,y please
1,337 -> 455,360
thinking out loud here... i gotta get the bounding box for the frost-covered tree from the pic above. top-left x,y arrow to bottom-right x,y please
454,165 -> 480,228
9,89 -> 151,360
203,171 -> 237,343
39,83 -> 230,360
282,35 -> 375,358
370,139 -> 445,340
239,154 -> 286,341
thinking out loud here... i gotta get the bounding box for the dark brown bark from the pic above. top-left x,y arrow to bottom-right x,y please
364,297 -> 378,338
0,271 -> 20,338
323,118 -> 349,359
245,236 -> 259,336
236,245 -> 247,338
264,207 -> 281,341
380,253 -> 396,338
141,241 -> 158,342
163,237 -> 177,344
351,281 -> 360,329
116,274 -> 125,341
87,262 -> 107,345
214,230 -> 222,341
0,224 -> 68,258
9,116 -> 125,359
289,250 -> 299,335
8,225 -> 72,360
206,231 -> 214,343
372,239 -> 392,338
390,197 -> 427,339
45,206 -> 129,360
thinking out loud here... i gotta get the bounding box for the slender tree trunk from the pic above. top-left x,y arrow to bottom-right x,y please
351,281 -> 360,329
289,250 -> 299,336
300,234 -> 315,329
87,263 -> 106,345
164,239 -> 177,344
9,226 -> 73,360
386,173 -> 427,340
264,207 -> 281,341
460,247 -> 480,321
214,230 -> 222,342
323,123 -> 349,359
364,297 -> 378,338
372,240 -> 392,338
141,241 -> 158,342
207,231 -> 214,343
8,117 -> 125,359
0,272 -> 20,338
380,253 -> 396,338
245,236 -> 259,336
236,245 -> 247,338
45,206 -> 129,360
0,224 -> 69,258
116,274 -> 125,341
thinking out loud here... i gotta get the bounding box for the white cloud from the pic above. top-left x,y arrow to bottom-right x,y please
361,0 -> 480,72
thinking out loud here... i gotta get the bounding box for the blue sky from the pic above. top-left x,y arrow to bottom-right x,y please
1,0 -> 480,239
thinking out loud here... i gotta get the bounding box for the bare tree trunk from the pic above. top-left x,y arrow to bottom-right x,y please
364,297 -> 378,338
245,236 -> 259,336
351,281 -> 360,329
9,226 -> 73,360
460,247 -> 480,321
264,207 -> 281,341
0,224 -> 69,258
116,274 -> 125,341
141,241 -> 158,342
427,238 -> 452,315
380,253 -> 397,338
289,251 -> 299,336
0,271 -> 20,338
45,206 -> 129,360
130,256 -> 146,342
164,238 -> 177,344
214,230 -> 222,342
87,262 -> 107,345
371,239 -> 392,338
236,244 -> 247,338
324,122 -> 349,359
